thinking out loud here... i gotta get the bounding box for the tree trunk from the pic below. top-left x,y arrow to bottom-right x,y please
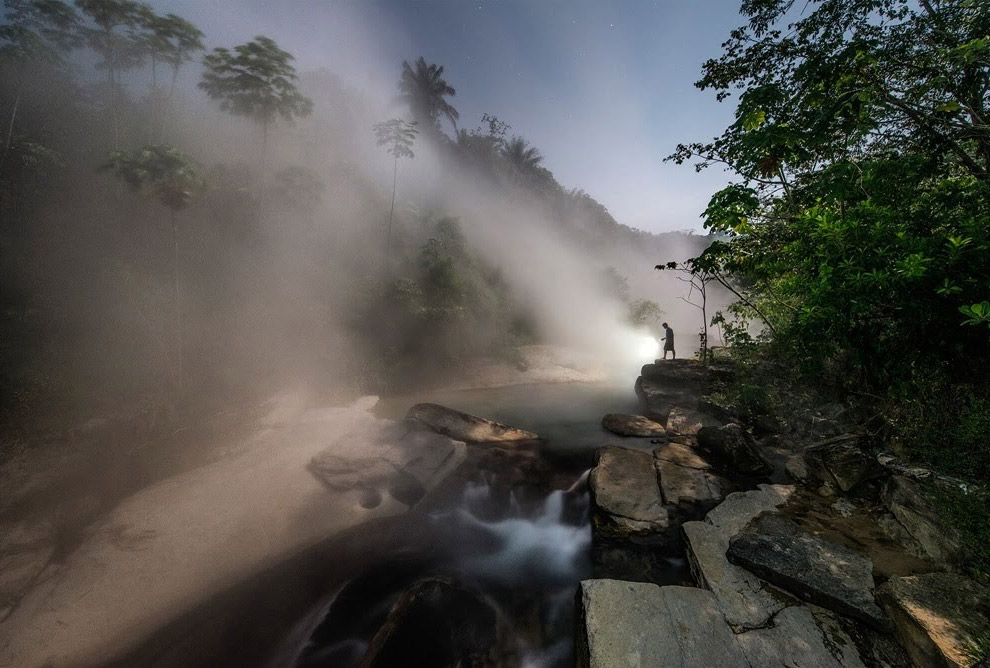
172,209 -> 183,393
387,154 -> 398,252
261,119 -> 269,182
107,33 -> 119,150
0,75 -> 24,171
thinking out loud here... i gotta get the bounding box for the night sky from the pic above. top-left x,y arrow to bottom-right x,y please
154,0 -> 749,233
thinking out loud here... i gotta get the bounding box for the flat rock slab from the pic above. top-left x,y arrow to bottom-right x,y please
681,484 -> 794,630
655,455 -> 723,508
654,441 -> 709,470
640,359 -> 710,387
576,580 -> 749,668
666,406 -> 721,437
705,484 -> 795,535
601,413 -> 666,438
879,572 -> 990,668
590,446 -> 667,537
683,521 -> 787,630
728,514 -> 889,630
406,402 -> 539,443
736,605 -> 866,668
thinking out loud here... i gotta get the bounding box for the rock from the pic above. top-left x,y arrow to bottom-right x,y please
831,497 -> 857,517
406,403 -> 539,443
705,484 -> 795,536
655,453 -> 723,508
600,413 -> 666,438
727,514 -> 889,630
363,578 -> 499,667
576,580 -> 749,668
666,406 -> 721,436
698,396 -> 735,423
634,377 -> 696,420
589,446 -> 667,538
697,423 -> 772,476
654,441 -> 709,470
310,424 -> 461,506
680,483 -> 794,630
881,475 -> 965,566
639,359 -> 710,388
682,520 -> 786,630
804,435 -> 879,492
736,605 -> 867,668
784,453 -> 812,483
878,573 -> 990,668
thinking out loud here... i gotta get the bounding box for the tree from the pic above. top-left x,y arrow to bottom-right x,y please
398,56 -> 458,135
76,0 -> 152,149
502,136 -> 543,177
372,118 -> 417,252
0,0 -> 80,168
656,261 -> 716,364
199,36 -> 313,175
142,11 -> 202,140
101,145 -> 203,391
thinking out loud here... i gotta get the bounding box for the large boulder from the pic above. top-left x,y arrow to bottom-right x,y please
697,423 -> 772,476
634,377 -> 696,420
653,444 -> 723,508
576,580 -> 749,668
363,578 -> 499,667
705,484 -> 795,535
666,406 -> 722,437
639,359 -> 711,388
406,403 -> 539,443
310,423 -> 462,507
881,475 -> 965,566
727,513 -> 889,630
600,413 -> 666,438
878,572 -> 990,668
803,434 -> 879,493
589,446 -> 667,538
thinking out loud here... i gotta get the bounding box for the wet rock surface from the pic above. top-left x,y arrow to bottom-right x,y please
588,446 -> 667,538
727,513 -> 889,630
600,413 -> 666,438
654,447 -> 724,509
634,377 -> 696,420
406,403 -> 540,443
878,572 -> 990,668
362,578 -> 500,668
697,423 -> 772,476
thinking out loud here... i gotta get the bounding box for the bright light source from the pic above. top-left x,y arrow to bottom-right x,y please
636,335 -> 659,359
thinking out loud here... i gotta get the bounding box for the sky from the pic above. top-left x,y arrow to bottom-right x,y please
152,0 -> 749,234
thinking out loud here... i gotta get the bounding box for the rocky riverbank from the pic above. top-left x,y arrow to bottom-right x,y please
579,358 -> 990,667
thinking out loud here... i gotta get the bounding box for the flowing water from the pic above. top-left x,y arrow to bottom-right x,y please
278,380 -> 651,667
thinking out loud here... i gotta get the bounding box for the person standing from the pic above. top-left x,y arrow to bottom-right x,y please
662,322 -> 675,360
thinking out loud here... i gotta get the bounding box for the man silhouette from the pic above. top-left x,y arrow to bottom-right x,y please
662,322 -> 675,360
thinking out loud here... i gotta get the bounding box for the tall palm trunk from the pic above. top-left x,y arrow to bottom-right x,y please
386,154 -> 398,252
0,73 -> 25,171
172,209 -> 183,391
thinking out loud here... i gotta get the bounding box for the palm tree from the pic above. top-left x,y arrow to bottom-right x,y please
101,145 -> 203,390
502,136 -> 543,174
398,56 -> 458,135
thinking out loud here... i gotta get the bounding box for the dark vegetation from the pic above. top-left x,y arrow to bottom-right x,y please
0,0 -> 698,439
673,0 -> 990,578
